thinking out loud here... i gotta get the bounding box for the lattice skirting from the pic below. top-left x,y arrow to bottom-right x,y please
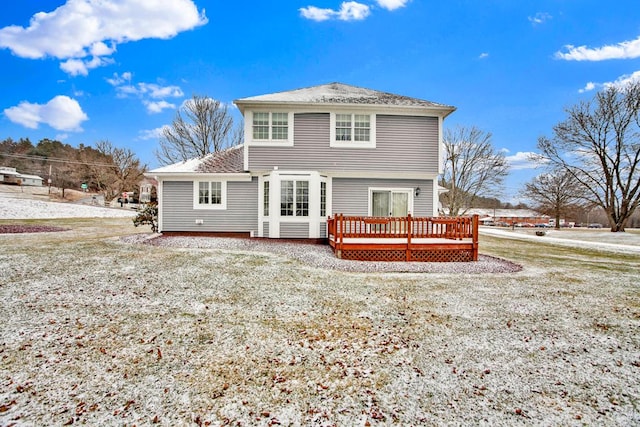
337,248 -> 475,262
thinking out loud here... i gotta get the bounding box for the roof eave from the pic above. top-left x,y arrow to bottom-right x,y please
145,171 -> 251,181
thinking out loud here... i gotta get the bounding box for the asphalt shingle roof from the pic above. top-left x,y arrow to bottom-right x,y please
235,82 -> 455,110
196,145 -> 244,173
150,145 -> 244,174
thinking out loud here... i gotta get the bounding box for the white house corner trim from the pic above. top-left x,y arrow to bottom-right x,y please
157,179 -> 164,232
432,180 -> 439,217
438,116 -> 444,175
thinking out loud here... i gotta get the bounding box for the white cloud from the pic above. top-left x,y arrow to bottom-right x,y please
138,126 -> 169,140
300,1 -> 371,21
528,12 -> 551,26
609,70 -> 640,87
578,82 -> 597,93
111,79 -> 183,99
376,0 -> 409,11
338,2 -> 371,20
300,6 -> 335,21
0,0 -> 207,75
555,35 -> 640,61
505,151 -> 547,171
578,70 -> 640,93
144,100 -> 176,114
479,52 -> 489,59
60,56 -> 114,76
138,83 -> 184,99
106,72 -> 133,86
4,95 -> 88,131
107,73 -> 183,112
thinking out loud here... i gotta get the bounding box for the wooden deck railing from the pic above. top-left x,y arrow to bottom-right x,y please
327,214 -> 479,262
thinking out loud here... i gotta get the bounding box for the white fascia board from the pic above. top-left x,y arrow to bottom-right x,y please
147,172 -> 252,182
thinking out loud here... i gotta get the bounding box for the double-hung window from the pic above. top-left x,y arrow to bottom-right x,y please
194,181 -> 226,209
252,112 -> 291,144
281,180 -> 308,217
331,113 -> 375,148
335,114 -> 370,141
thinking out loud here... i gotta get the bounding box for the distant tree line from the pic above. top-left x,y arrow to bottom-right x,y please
0,137 -> 146,202
527,81 -> 640,232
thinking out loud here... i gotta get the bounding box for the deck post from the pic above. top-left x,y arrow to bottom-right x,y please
336,213 -> 343,259
406,214 -> 412,261
472,214 -> 479,261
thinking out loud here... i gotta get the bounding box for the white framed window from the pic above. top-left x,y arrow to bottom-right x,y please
249,111 -> 294,146
320,181 -> 327,217
193,180 -> 227,210
330,113 -> 376,148
281,180 -> 309,217
263,181 -> 270,217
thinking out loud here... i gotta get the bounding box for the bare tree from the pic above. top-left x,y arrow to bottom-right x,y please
95,140 -> 146,202
521,169 -> 588,229
440,126 -> 509,216
155,95 -> 241,165
538,82 -> 640,232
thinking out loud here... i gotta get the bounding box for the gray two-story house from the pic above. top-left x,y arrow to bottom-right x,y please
149,83 -> 455,239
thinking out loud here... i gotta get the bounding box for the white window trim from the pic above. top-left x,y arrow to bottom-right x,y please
330,112 -> 376,148
259,171 -> 327,238
367,187 -> 414,216
193,180 -> 227,210
246,111 -> 294,147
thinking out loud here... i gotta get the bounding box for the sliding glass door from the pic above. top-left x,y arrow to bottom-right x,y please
371,190 -> 410,217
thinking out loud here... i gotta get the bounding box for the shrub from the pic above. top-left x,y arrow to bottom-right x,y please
133,203 -> 158,233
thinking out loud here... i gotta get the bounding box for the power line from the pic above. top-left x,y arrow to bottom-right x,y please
0,152 -> 116,168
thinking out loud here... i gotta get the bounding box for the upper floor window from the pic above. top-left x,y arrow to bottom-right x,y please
336,114 -> 370,142
330,113 -> 376,148
252,112 -> 290,142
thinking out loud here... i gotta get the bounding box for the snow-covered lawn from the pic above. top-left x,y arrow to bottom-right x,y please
480,226 -> 640,255
1,194 -> 639,425
0,187 -> 136,219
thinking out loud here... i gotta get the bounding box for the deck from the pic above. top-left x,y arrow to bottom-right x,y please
327,214 -> 479,262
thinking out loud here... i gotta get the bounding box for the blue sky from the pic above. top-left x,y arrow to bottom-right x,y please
1,0 -> 639,202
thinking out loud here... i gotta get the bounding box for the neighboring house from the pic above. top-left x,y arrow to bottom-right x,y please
148,83 -> 456,239
0,167 -> 43,186
464,208 -> 550,226
139,177 -> 158,205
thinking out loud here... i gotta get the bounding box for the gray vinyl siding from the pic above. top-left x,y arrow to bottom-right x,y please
262,222 -> 269,238
248,113 -> 439,173
319,222 -> 327,239
332,178 -> 433,217
280,223 -> 309,239
161,178 -> 258,232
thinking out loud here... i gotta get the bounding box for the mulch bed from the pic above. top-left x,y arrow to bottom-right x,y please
0,224 -> 70,234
